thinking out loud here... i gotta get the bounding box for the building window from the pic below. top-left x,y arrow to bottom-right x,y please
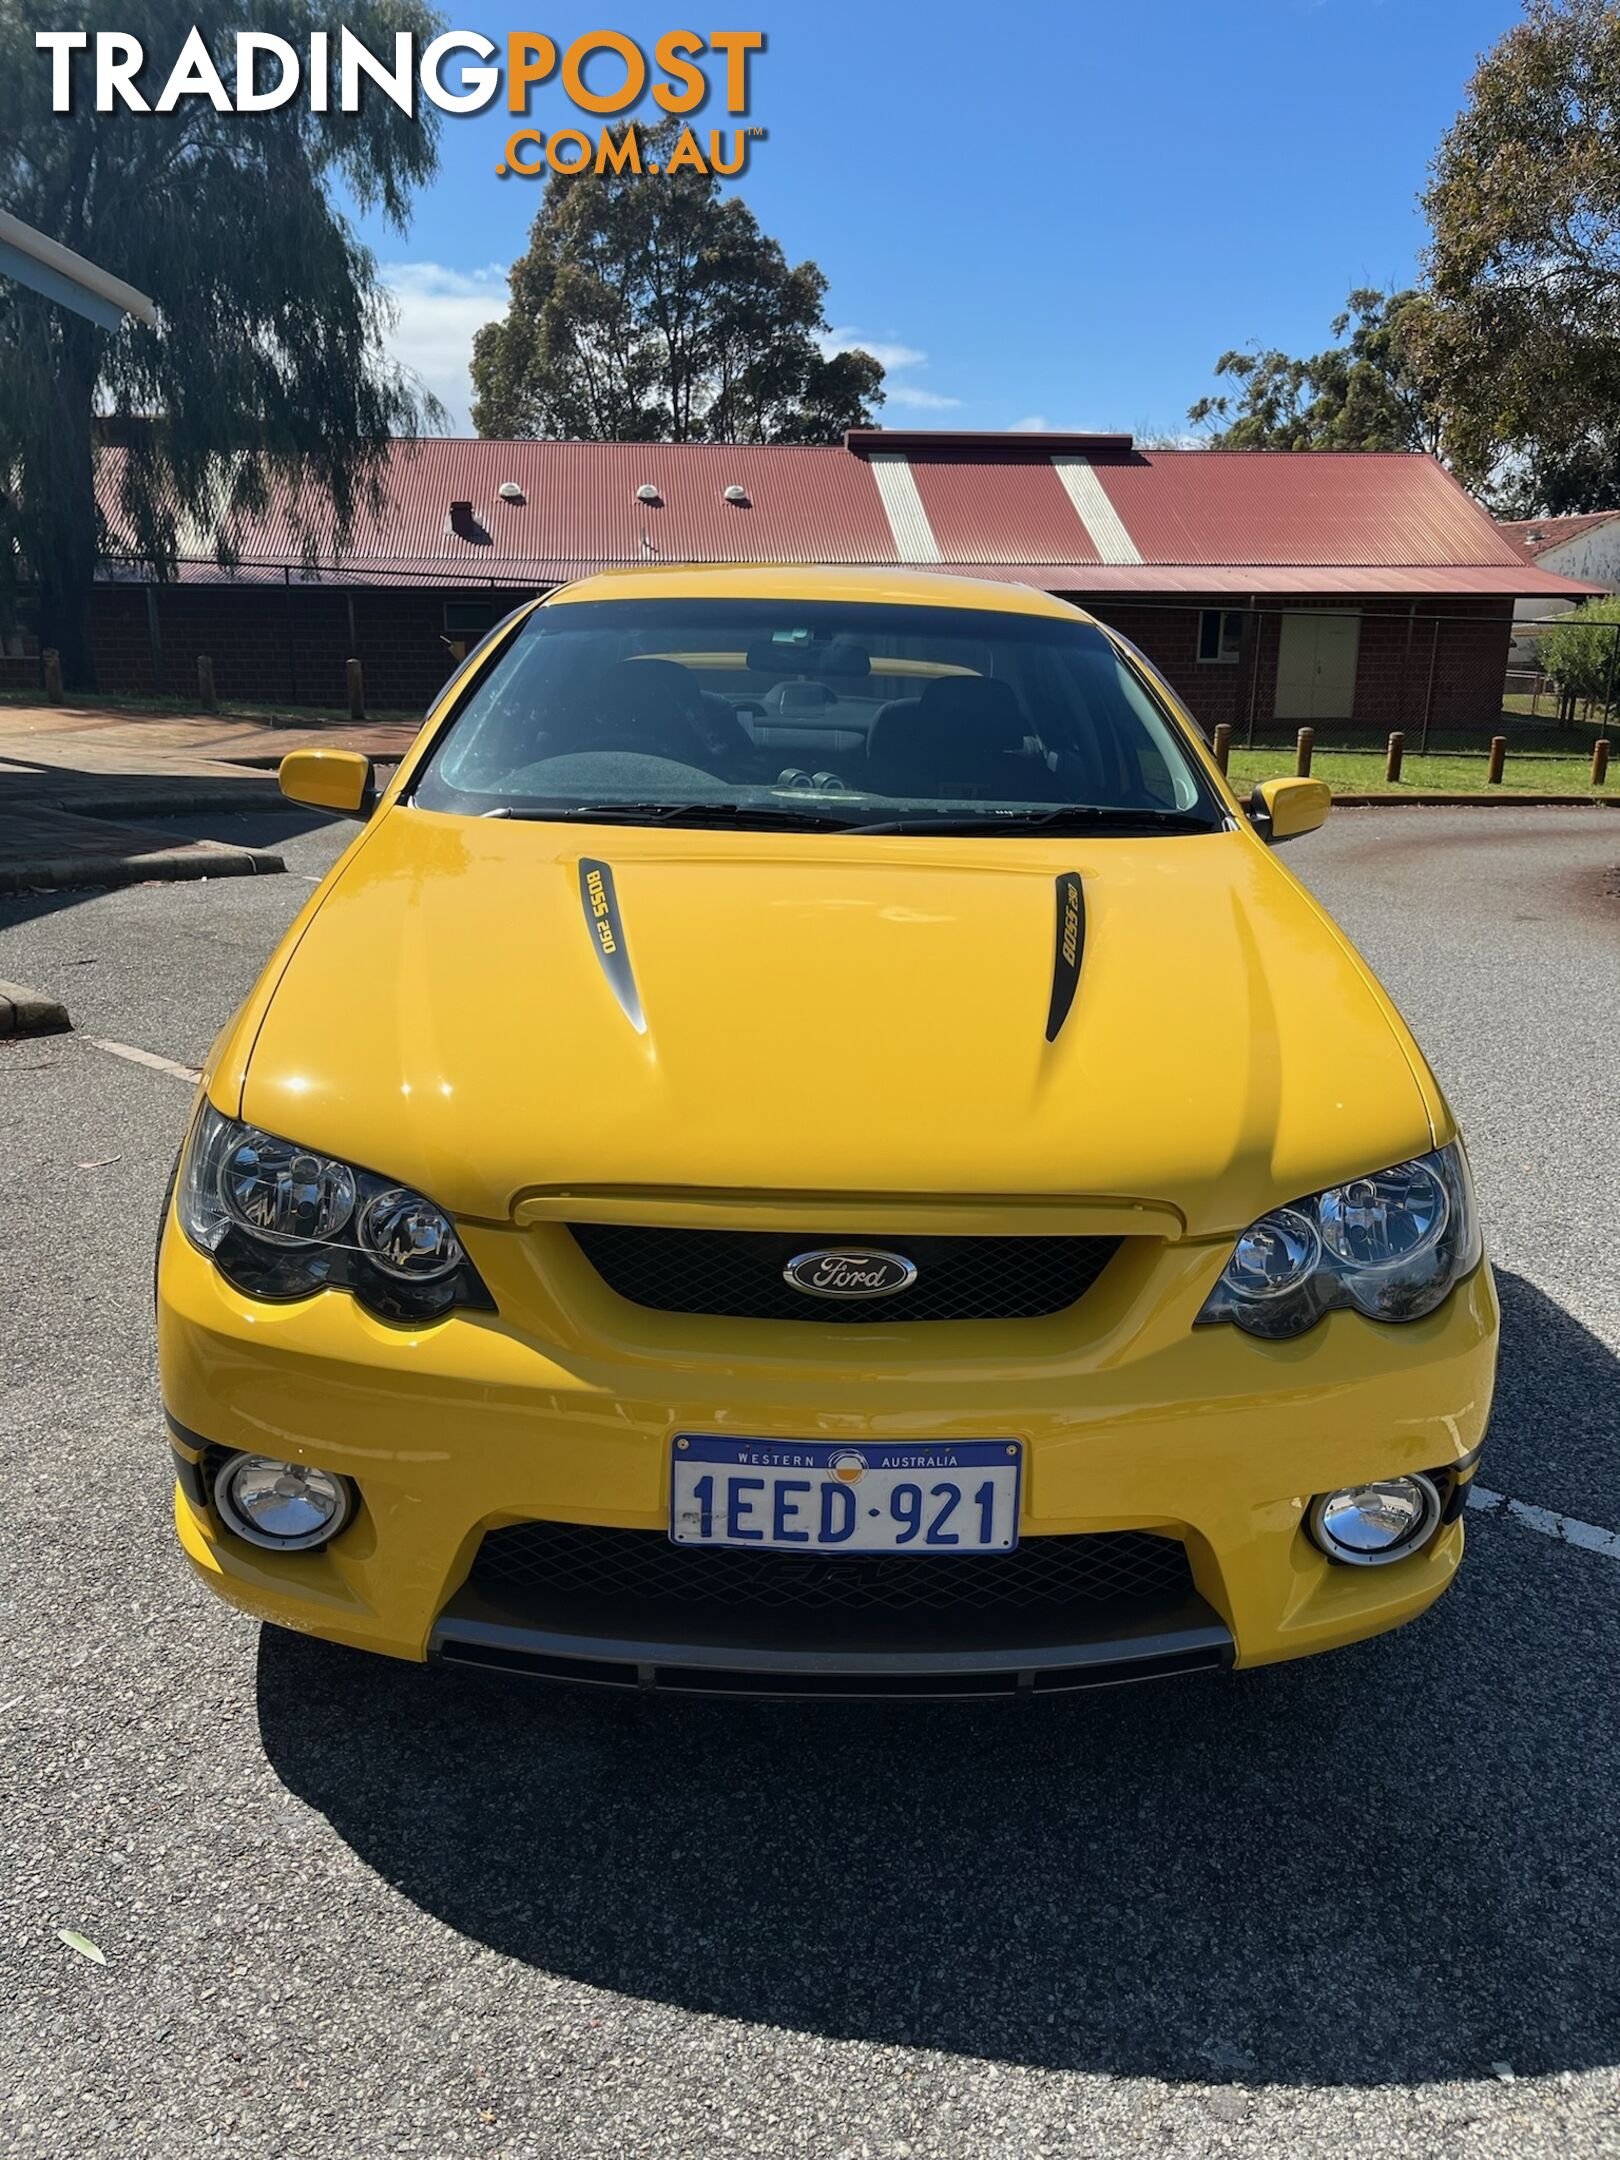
443,600 -> 502,638
1198,608 -> 1244,664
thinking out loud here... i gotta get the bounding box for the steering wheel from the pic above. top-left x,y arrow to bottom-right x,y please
585,660 -> 716,765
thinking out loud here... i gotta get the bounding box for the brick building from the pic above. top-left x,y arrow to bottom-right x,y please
12,431 -> 1599,729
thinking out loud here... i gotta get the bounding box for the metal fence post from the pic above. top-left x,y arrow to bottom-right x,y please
1420,620 -> 1439,754
145,586 -> 164,696
283,564 -> 298,705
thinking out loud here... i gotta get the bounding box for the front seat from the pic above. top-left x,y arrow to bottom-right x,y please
584,659 -> 749,767
866,675 -> 1047,798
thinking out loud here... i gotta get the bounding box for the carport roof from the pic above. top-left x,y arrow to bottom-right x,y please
94,435 -> 1605,599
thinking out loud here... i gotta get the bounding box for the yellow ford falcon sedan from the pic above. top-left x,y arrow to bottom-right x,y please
157,565 -> 1498,1698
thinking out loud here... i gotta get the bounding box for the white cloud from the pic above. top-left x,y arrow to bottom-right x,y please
821,327 -> 959,412
379,262 -> 509,432
886,384 -> 964,411
823,328 -> 928,373
1009,415 -> 1050,432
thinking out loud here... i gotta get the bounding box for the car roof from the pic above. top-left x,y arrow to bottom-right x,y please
544,563 -> 1096,622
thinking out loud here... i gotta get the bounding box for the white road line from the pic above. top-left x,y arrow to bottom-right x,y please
83,1037 -> 201,1085
1468,1483 -> 1620,1562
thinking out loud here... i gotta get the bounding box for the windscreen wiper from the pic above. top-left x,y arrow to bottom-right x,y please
844,807 -> 1224,837
483,800 -> 864,831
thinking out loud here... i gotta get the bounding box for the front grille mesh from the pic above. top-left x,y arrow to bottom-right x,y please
569,1226 -> 1120,1323
467,1520 -> 1194,1617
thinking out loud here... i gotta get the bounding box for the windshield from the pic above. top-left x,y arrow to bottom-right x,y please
412,598 -> 1225,834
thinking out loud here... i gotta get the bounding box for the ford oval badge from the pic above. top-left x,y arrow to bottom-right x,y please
782,1249 -> 919,1299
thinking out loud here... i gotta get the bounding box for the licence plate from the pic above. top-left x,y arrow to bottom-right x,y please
669,1436 -> 1022,1553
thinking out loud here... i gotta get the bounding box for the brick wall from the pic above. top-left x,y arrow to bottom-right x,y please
87,582 -> 534,713
78,580 -> 1514,734
1071,592 -> 1514,738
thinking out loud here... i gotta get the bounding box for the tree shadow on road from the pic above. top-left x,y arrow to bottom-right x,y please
257,1269 -> 1620,2087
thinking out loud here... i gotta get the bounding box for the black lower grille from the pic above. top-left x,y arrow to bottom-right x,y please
467,1520 -> 1194,1618
568,1225 -> 1121,1323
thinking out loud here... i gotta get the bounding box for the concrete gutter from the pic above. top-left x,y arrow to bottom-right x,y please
0,809 -> 284,894
0,980 -> 71,1036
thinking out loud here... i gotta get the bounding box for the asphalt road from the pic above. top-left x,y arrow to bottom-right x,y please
2,805 -> 1618,2159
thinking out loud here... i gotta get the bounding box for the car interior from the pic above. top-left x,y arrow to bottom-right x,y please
424,611 -> 1202,818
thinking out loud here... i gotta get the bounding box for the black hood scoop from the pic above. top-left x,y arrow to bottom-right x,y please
1045,872 -> 1085,1042
578,857 -> 646,1034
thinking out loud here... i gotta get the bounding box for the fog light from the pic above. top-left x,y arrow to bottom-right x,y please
213,1453 -> 353,1552
1307,1474 -> 1441,1566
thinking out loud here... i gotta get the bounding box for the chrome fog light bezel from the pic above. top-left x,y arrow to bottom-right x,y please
212,1452 -> 355,1553
1307,1474 -> 1443,1567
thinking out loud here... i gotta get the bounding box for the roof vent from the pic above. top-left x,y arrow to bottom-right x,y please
636,482 -> 662,505
723,483 -> 750,505
497,480 -> 524,503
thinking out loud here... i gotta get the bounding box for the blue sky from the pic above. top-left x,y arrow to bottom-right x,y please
359,0 -> 1527,434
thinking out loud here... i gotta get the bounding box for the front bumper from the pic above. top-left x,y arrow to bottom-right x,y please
159,1208 -> 1498,1693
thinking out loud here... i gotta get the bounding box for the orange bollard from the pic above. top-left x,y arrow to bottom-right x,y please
1487,735 -> 1507,785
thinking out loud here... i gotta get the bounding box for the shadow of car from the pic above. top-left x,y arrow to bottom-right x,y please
255,1270 -> 1620,2087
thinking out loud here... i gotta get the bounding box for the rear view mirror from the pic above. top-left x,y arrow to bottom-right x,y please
1249,776 -> 1330,845
278,748 -> 376,819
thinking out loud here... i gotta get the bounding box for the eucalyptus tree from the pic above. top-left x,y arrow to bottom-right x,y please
1188,290 -> 1445,454
471,119 -> 884,445
1423,0 -> 1620,512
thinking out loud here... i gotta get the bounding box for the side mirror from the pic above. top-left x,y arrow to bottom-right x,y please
278,748 -> 376,820
1248,776 -> 1330,845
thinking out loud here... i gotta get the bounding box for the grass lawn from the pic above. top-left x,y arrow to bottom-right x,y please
1501,690 -> 1617,726
1226,748 -> 1614,799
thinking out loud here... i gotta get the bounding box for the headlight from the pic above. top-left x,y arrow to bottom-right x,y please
179,1102 -> 494,1321
1197,1142 -> 1481,1339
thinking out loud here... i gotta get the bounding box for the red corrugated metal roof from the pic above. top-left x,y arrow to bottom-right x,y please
1091,449 -> 1525,568
1495,511 -> 1620,561
245,439 -> 897,569
907,450 -> 1100,566
92,436 -> 1604,598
